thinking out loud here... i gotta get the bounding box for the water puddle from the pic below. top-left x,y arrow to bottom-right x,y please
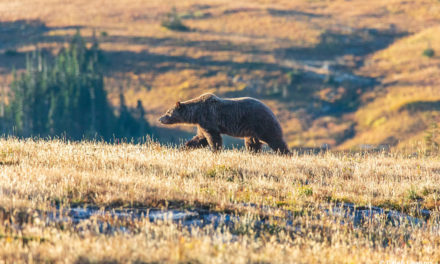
323,203 -> 432,227
36,203 -> 438,235
42,207 -> 241,234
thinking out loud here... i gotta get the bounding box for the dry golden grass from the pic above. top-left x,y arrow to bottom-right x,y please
0,138 -> 439,263
342,26 -> 440,150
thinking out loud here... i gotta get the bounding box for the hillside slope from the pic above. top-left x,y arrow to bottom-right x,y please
0,0 -> 440,149
341,26 -> 440,150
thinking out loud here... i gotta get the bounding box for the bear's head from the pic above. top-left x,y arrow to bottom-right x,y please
158,102 -> 186,125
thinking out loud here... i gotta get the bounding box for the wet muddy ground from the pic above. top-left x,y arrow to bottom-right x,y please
38,203 -> 437,235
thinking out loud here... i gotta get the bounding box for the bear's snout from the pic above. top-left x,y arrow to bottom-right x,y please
158,115 -> 167,124
158,115 -> 173,124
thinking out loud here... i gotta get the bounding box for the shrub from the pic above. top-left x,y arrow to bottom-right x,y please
422,48 -> 435,58
161,7 -> 190,31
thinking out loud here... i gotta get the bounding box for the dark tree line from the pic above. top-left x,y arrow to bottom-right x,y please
0,31 -> 151,141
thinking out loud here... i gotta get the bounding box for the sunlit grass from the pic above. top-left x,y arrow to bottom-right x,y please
342,26 -> 440,150
0,138 -> 439,262
1,138 -> 439,211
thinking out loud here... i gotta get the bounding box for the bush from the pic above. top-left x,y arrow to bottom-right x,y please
161,7 -> 190,31
422,48 -> 435,58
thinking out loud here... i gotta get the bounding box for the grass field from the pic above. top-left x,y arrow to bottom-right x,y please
0,138 -> 439,263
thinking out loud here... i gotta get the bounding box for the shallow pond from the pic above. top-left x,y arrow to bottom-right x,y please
38,203 -> 438,235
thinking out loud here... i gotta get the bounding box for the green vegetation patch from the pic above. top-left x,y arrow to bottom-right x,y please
161,7 -> 191,31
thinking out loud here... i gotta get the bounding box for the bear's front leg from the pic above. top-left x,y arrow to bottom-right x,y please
184,135 -> 209,149
203,130 -> 222,151
245,137 -> 262,153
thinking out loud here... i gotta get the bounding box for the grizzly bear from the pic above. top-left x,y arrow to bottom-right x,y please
158,93 -> 290,154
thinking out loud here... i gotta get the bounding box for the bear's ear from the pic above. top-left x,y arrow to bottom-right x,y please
175,101 -> 182,109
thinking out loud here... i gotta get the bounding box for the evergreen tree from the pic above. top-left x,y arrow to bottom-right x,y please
4,31 -> 151,141
136,99 -> 150,137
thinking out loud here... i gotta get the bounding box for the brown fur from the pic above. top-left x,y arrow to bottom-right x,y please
158,93 -> 290,154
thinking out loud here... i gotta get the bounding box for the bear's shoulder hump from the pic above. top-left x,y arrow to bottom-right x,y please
199,93 -> 220,102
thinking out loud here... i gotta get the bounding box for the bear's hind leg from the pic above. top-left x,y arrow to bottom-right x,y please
184,135 -> 209,149
245,137 -> 262,153
265,138 -> 290,155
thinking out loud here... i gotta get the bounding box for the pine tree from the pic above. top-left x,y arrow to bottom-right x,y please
136,99 -> 149,137
6,31 -> 151,141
